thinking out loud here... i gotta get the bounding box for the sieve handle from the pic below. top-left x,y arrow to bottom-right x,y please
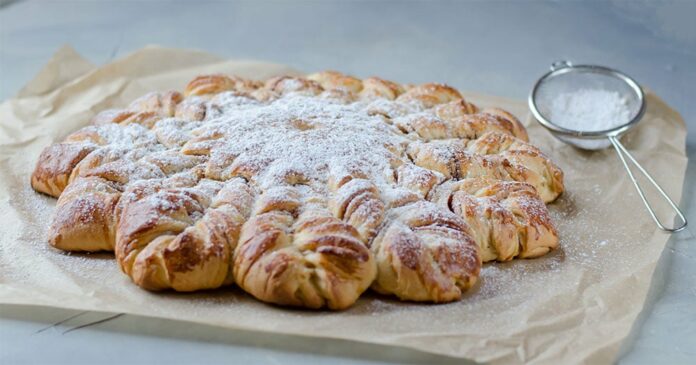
608,135 -> 687,232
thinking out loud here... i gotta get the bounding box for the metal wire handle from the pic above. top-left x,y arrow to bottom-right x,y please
608,135 -> 687,232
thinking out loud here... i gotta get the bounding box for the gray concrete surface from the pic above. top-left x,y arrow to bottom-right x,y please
1,1 -> 694,364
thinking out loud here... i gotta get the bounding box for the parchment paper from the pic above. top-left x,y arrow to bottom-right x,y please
0,46 -> 688,365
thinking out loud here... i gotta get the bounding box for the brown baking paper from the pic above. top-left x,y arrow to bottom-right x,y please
0,46 -> 688,365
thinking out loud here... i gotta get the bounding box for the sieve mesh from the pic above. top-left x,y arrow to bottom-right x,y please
530,66 -> 644,150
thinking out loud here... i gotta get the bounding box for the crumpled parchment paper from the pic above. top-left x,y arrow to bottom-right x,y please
0,46 -> 688,365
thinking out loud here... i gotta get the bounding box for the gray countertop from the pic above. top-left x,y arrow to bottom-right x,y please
1,1 -> 694,364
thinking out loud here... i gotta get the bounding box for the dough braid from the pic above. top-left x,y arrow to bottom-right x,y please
117,177 -> 253,291
30,70 -> 564,310
429,178 -> 558,262
233,186 -> 376,310
407,133 -> 563,203
370,200 -> 480,302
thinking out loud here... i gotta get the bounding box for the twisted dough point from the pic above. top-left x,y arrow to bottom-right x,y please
128,91 -> 183,116
307,71 -> 408,102
234,189 -> 376,309
185,74 -> 262,97
31,142 -> 97,197
265,76 -> 323,96
31,122 -> 158,198
433,99 -> 479,121
361,77 -> 405,100
371,200 -> 480,302
395,111 -> 526,142
48,176 -> 121,251
395,163 -> 445,199
399,104 -> 527,143
479,108 -> 529,142
47,151 -> 207,253
397,83 -> 463,108
117,178 -> 254,291
31,118 -> 165,198
307,70 -> 364,94
469,132 -> 564,203
430,178 -> 558,262
329,178 -> 385,242
90,91 -> 184,128
407,140 -> 516,181
407,132 -> 563,203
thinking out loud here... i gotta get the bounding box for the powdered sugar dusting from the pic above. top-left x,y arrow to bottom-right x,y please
195,93 -> 414,194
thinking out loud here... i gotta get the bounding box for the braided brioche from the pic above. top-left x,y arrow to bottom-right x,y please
371,200 -> 480,302
234,202 -> 376,310
30,70 -> 564,309
429,178 -> 558,262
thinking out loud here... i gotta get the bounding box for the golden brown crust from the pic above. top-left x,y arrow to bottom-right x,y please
405,132 -> 563,204
307,71 -> 363,94
360,77 -> 405,100
128,91 -> 183,117
234,200 -> 376,310
433,98 -> 479,121
396,83 -> 462,107
132,205 -> 243,291
395,112 -> 524,141
116,177 -> 251,291
429,178 -> 558,262
329,178 -> 385,242
264,76 -> 323,96
468,132 -> 564,203
90,109 -> 137,126
30,70 -> 564,310
479,107 -> 528,142
185,74 -> 261,97
89,91 -> 183,127
31,142 -> 97,197
370,201 -> 480,302
48,176 -> 121,251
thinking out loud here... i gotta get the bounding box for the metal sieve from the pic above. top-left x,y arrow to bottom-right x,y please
529,60 -> 687,232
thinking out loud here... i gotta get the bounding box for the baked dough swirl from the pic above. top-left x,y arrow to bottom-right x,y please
31,71 -> 564,309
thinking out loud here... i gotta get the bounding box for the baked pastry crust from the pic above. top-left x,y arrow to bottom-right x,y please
31,71 -> 564,309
